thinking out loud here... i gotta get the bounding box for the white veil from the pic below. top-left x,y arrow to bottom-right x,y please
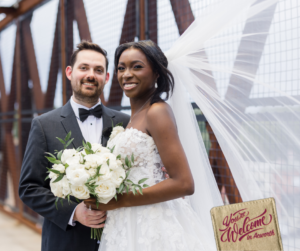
165,0 -> 299,249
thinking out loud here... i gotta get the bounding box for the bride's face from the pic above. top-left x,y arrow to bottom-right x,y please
117,48 -> 157,99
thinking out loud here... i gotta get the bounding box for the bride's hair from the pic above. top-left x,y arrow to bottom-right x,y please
114,40 -> 174,104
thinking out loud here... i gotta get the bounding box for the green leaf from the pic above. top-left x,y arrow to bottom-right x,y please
47,168 -> 61,175
125,170 -> 130,179
131,153 -> 134,163
65,138 -> 74,148
111,118 -> 114,129
53,174 -> 64,183
125,156 -> 129,167
118,183 -> 124,193
45,152 -> 56,159
106,159 -> 110,166
114,194 -> 118,201
138,178 -> 148,184
82,140 -> 87,147
143,184 -> 149,188
57,150 -> 63,161
125,185 -> 129,194
75,198 -> 80,203
87,142 -> 92,149
115,122 -> 123,127
60,198 -> 63,207
44,175 -> 50,181
55,197 -> 59,210
116,154 -> 121,160
110,145 -> 115,153
126,179 -> 133,184
64,164 -> 69,169
76,146 -> 83,152
65,131 -> 72,142
56,137 -> 66,145
45,156 -> 61,164
138,186 -> 143,195
132,187 -> 136,195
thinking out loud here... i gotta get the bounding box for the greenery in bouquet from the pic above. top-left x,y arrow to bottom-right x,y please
45,126 -> 149,240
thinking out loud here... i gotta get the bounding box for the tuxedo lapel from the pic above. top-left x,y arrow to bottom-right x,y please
101,105 -> 116,147
60,101 -> 84,149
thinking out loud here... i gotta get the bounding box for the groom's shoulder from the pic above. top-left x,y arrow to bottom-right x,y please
34,106 -> 63,123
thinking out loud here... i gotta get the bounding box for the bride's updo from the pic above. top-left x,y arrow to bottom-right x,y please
114,40 -> 174,104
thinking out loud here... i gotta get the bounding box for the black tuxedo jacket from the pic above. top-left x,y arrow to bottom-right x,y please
19,101 -> 130,251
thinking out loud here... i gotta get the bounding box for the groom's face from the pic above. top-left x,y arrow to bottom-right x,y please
66,50 -> 109,103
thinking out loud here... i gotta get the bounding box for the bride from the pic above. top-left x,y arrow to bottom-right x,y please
86,40 -> 212,250
85,0 -> 298,250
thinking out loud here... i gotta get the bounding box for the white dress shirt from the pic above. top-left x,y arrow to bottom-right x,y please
68,96 -> 103,226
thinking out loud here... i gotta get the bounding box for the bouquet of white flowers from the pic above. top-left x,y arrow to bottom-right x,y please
45,125 -> 148,240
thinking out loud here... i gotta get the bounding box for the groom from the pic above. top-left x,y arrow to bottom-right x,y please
19,41 -> 130,251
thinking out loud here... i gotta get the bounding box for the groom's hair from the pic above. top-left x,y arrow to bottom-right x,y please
70,40 -> 109,71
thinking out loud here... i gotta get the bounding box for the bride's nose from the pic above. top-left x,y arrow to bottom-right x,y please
123,68 -> 133,79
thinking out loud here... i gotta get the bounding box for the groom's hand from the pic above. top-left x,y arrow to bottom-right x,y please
73,202 -> 107,228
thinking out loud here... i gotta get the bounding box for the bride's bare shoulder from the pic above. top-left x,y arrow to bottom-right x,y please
146,101 -> 176,131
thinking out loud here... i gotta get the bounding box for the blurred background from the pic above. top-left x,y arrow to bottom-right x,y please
0,0 -> 299,250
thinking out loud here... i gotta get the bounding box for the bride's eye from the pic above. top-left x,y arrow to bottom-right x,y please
134,65 -> 143,69
117,66 -> 125,71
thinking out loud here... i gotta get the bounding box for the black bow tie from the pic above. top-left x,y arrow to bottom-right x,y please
79,105 -> 102,122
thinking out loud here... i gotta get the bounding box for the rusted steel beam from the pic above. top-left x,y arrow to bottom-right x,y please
169,0 -> 194,35
22,14 -> 44,110
15,21 -> 22,178
0,7 -> 16,15
0,0 -> 45,31
60,0 -> 67,105
65,0 -> 74,101
139,0 -> 145,40
206,123 -> 242,203
74,0 -> 91,41
147,0 -> 157,43
44,3 -> 60,109
107,0 -> 136,106
0,53 -> 7,111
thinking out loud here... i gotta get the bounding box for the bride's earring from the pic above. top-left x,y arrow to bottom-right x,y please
155,82 -> 158,88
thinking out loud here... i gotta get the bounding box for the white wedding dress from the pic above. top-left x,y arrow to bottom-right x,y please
99,128 -> 211,251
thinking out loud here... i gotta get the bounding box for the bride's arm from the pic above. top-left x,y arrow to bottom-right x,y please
85,102 -> 194,210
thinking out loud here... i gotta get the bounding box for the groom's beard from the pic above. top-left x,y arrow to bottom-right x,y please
73,78 -> 103,104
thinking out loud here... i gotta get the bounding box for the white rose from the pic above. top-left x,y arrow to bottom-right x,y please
84,154 -> 104,166
86,167 -> 97,177
62,176 -> 71,196
91,143 -> 102,153
111,167 -> 126,188
97,164 -> 112,181
71,185 -> 90,200
49,164 -> 65,179
66,167 -> 89,186
109,126 -> 124,141
61,149 -> 77,164
95,181 -> 116,204
65,152 -> 84,166
50,179 -> 64,198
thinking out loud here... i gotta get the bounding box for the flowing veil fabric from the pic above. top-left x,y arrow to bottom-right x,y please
165,0 -> 299,249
